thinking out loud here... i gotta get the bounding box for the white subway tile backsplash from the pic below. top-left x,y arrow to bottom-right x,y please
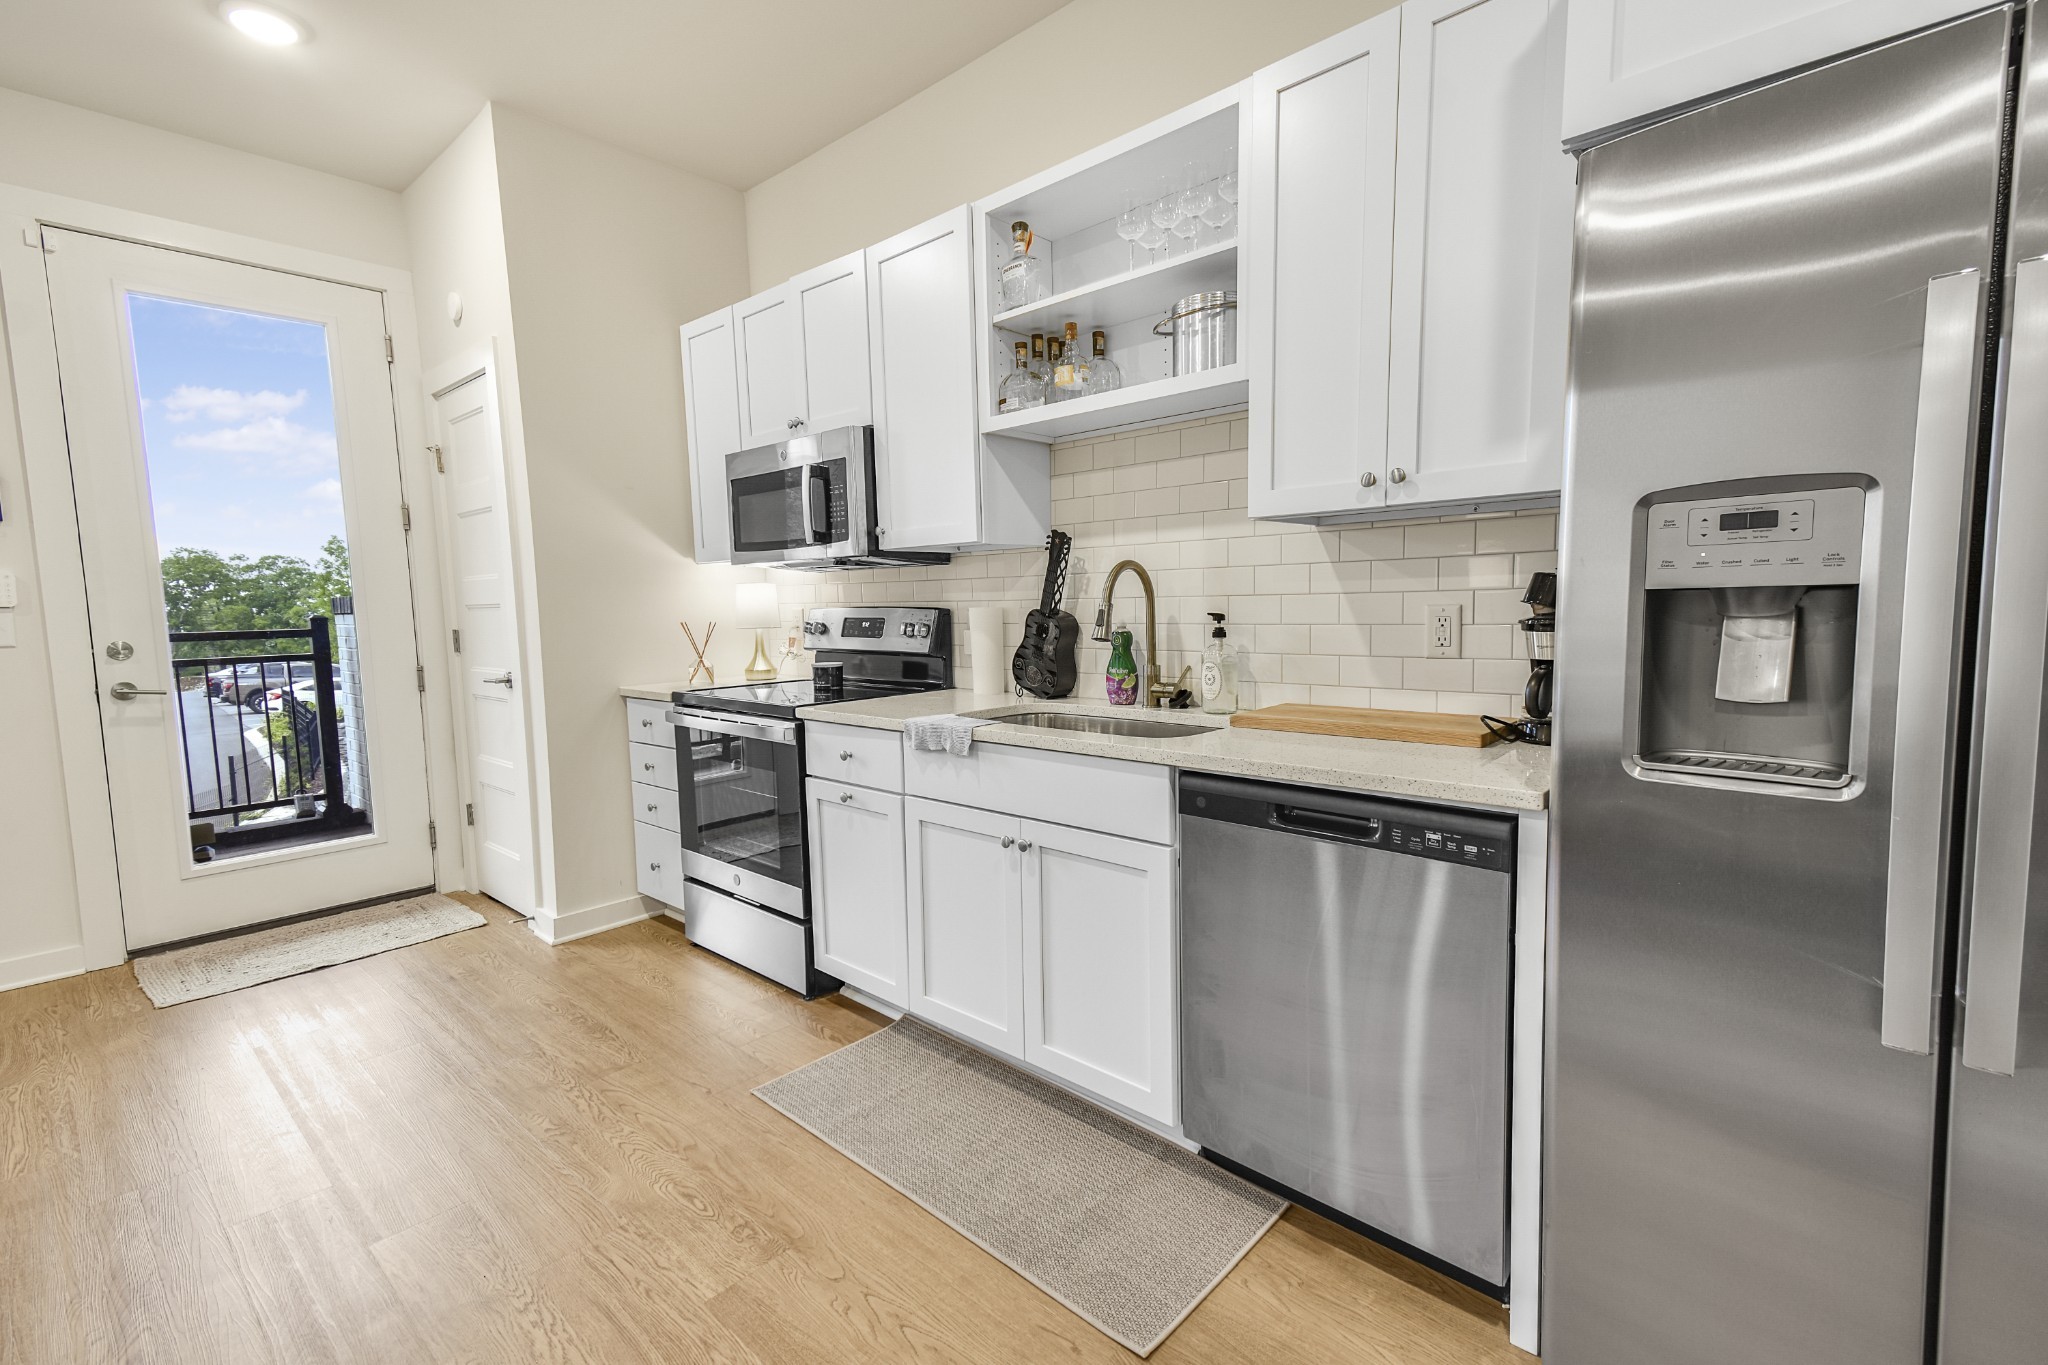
816,411 -> 1547,717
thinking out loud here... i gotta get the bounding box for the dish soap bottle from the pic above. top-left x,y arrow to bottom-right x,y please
1201,612 -> 1238,714
1105,626 -> 1139,706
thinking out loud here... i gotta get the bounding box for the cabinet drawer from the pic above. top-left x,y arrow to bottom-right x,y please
631,781 -> 679,832
627,698 -> 674,748
806,722 -> 904,791
634,820 -> 683,907
629,741 -> 677,790
903,742 -> 1173,845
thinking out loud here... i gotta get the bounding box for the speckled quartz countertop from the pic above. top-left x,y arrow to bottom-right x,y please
619,683 -> 713,702
798,689 -> 1551,812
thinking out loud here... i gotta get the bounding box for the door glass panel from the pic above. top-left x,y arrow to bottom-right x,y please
676,725 -> 803,890
126,293 -> 374,858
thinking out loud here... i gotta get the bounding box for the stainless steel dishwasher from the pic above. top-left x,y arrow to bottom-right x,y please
1178,772 -> 1514,1291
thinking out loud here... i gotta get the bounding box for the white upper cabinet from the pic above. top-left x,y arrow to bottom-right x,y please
867,206 -> 1049,553
1562,0 -> 1977,143
733,284 -> 804,449
791,250 -> 873,432
1245,9 -> 1403,521
1383,0 -> 1570,512
678,307 -> 740,564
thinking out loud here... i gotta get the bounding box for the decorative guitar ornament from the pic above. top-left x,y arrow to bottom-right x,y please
1012,530 -> 1079,699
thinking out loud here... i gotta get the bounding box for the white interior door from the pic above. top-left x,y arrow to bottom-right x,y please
432,369 -> 538,915
43,227 -> 434,949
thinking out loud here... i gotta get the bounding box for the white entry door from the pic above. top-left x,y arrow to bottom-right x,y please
43,228 -> 435,949
432,369 -> 538,914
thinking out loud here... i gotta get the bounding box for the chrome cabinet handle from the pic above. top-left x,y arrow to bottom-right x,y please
838,792 -> 854,803
1001,835 -> 1016,849
485,672 -> 513,689
1964,257 -> 2048,1076
109,682 -> 166,700
1388,467 -> 1407,484
839,750 -> 853,760
1359,471 -> 1377,488
1017,839 -> 1033,852
1885,267 -> 1986,1056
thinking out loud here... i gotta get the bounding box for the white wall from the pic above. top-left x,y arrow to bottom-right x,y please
0,87 -> 413,987
743,0 -> 1396,287
488,105 -> 754,927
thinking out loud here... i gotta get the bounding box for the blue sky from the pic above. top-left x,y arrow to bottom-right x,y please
127,294 -> 350,564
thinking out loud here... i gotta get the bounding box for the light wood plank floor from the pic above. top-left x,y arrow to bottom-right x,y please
0,895 -> 1534,1363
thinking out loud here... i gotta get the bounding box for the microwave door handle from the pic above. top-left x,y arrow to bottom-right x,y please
1963,254 -> 2048,1076
1883,267 -> 1985,1056
802,464 -> 831,544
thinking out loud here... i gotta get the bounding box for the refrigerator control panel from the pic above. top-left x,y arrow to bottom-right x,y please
1644,485 -> 1864,589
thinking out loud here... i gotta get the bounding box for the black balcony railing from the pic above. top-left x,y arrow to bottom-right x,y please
169,616 -> 365,854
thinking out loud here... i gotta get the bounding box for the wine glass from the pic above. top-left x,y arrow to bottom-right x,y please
1218,165 -> 1239,206
1199,193 -> 1235,240
1169,212 -> 1200,256
1150,190 -> 1180,234
1177,169 -> 1216,250
1116,202 -> 1149,270
1136,217 -> 1168,265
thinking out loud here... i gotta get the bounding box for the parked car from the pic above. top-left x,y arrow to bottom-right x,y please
260,678 -> 343,717
206,660 -> 313,709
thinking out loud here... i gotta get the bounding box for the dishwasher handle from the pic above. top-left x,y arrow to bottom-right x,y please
1270,804 -> 1383,846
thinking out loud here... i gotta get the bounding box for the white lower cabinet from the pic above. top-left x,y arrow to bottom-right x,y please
807,778 -> 909,1007
1019,819 -> 1178,1124
904,797 -> 1025,1057
634,818 -> 684,908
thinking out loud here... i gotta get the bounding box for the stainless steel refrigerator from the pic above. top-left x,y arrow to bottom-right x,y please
1551,5 -> 2048,1363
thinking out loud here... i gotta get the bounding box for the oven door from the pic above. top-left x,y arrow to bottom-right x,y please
665,709 -> 805,917
726,427 -> 870,566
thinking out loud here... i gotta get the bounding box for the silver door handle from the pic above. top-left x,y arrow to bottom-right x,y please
485,672 -> 513,688
109,682 -> 166,700
1001,835 -> 1016,849
1963,256 -> 2048,1075
1884,267 -> 1986,1055
1359,472 -> 1377,488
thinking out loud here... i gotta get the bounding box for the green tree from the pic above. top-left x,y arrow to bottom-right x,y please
160,537 -> 354,660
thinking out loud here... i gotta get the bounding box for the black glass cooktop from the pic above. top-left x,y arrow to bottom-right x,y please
672,678 -> 925,721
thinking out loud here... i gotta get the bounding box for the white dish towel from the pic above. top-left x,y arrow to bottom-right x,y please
903,714 -> 996,757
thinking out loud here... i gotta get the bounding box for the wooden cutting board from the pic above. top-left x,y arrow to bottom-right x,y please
1229,703 -> 1502,747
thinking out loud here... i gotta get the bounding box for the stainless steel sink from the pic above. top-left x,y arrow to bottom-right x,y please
996,711 -> 1214,739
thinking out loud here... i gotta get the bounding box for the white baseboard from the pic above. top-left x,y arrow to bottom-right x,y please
836,984 -> 904,1019
0,943 -> 88,994
526,895 -> 655,946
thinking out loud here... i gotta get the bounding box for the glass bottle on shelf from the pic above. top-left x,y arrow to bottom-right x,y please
1085,329 -> 1122,396
1051,320 -> 1092,400
1045,335 -> 1067,403
997,339 -> 1046,413
1029,332 -> 1050,386
996,220 -> 1048,310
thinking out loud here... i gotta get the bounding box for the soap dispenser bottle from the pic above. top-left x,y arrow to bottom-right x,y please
1201,612 -> 1238,715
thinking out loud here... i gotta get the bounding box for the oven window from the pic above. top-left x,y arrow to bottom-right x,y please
675,723 -> 803,891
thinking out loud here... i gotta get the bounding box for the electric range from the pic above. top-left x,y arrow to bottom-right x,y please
665,606 -> 952,996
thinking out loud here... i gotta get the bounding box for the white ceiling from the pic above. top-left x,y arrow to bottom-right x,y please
0,0 -> 1069,191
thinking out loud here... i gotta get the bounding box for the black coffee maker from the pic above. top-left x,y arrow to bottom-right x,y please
1483,571 -> 1556,745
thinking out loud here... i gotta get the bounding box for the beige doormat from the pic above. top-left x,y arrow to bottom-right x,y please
754,1016 -> 1286,1356
131,893 -> 486,1007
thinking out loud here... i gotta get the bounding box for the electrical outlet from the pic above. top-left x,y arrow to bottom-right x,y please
1428,604 -> 1462,659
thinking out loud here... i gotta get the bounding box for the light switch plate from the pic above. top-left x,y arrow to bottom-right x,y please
0,569 -> 16,607
1428,603 -> 1461,659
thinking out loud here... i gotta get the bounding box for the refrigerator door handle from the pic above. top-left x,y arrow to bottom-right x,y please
1883,267 -> 1986,1055
1961,253 -> 2048,1076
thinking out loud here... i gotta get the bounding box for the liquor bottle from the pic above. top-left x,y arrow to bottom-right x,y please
997,340 -> 1046,412
1029,332 -> 1051,386
1085,329 -> 1123,396
1051,320 -> 1092,399
1044,335 -> 1067,403
996,220 -> 1048,309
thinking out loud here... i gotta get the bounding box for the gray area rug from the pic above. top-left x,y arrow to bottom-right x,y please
132,893 -> 485,1007
754,1016 -> 1286,1356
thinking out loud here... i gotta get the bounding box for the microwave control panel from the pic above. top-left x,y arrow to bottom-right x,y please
1644,485 -> 1864,589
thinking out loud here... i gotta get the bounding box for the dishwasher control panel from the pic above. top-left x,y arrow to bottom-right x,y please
1385,820 -> 1510,870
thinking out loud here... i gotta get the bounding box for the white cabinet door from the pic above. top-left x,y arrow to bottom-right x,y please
634,820 -> 682,908
679,308 -> 740,564
1019,820 -> 1178,1124
1561,0 -> 1974,142
807,778 -> 908,1006
867,206 -> 986,551
791,250 -> 872,432
904,797 -> 1023,1058
733,283 -> 804,450
1383,0 -> 1570,512
1246,8 -> 1402,520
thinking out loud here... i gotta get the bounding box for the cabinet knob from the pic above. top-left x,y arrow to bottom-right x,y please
839,750 -> 853,760
1389,467 -> 1408,484
646,803 -> 657,813
643,763 -> 655,772
1001,835 -> 1016,849
648,862 -> 660,872
1360,472 -> 1377,488
640,718 -> 651,727
839,792 -> 854,803
1018,839 -> 1034,852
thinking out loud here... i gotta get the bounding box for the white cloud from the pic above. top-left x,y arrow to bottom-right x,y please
162,385 -> 307,424
307,478 -> 343,505
173,415 -> 337,470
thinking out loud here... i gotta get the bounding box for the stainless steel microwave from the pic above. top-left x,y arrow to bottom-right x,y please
725,426 -> 945,569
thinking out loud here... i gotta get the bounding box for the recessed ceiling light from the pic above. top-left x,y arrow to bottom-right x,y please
219,3 -> 306,46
